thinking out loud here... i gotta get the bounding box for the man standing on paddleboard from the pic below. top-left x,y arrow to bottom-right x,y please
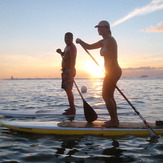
76,21 -> 122,127
56,32 -> 77,115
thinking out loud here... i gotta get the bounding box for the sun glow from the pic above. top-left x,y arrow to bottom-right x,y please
82,60 -> 105,78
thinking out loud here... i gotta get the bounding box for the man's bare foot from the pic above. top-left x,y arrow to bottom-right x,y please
62,108 -> 76,115
102,120 -> 119,128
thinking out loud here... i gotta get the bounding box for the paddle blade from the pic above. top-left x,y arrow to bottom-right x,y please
83,100 -> 98,123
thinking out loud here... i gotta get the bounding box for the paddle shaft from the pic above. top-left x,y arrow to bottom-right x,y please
115,85 -> 159,138
81,45 -> 159,138
73,80 -> 84,101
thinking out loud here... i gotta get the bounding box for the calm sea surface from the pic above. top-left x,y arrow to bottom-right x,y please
0,78 -> 163,163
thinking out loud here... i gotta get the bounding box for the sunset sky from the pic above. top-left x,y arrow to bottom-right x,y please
0,0 -> 163,79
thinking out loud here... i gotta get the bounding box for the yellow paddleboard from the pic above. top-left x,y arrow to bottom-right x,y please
1,120 -> 163,136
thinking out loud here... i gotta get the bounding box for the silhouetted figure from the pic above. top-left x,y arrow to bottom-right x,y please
57,32 -> 77,115
76,21 -> 122,127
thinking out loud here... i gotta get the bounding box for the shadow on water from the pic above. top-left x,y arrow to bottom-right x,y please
1,127 -> 138,162
48,136 -> 132,163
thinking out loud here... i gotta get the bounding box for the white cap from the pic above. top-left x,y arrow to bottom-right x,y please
95,20 -> 110,28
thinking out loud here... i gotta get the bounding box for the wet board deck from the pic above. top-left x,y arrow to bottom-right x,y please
1,120 -> 163,136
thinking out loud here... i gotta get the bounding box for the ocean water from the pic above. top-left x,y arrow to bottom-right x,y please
0,78 -> 163,163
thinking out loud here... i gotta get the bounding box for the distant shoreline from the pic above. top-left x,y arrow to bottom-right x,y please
1,77 -> 163,80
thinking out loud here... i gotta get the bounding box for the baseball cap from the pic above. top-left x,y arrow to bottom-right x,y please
95,20 -> 110,28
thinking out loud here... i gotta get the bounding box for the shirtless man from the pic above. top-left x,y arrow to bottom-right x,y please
76,21 -> 122,127
56,32 -> 77,115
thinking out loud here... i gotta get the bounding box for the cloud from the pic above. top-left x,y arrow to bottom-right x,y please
122,66 -> 163,78
111,0 -> 163,27
145,21 -> 163,32
123,66 -> 159,70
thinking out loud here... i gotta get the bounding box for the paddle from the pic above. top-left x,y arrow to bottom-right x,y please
60,55 -> 98,123
80,44 -> 159,138
73,80 -> 98,123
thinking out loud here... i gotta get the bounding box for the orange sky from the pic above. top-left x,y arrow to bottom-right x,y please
1,49 -> 163,79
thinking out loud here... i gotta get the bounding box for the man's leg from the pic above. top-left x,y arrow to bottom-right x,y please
63,88 -> 76,115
